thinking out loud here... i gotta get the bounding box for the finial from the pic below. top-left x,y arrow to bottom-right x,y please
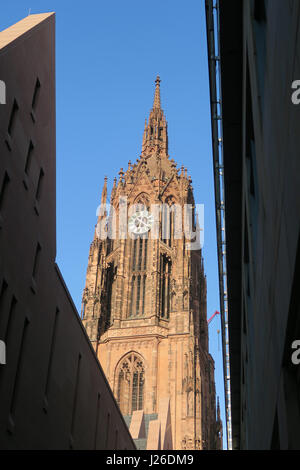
97,176 -> 108,223
153,74 -> 161,110
100,176 -> 107,205
119,168 -> 124,179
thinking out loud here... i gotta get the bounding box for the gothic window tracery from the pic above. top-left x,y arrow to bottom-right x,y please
106,263 -> 117,327
160,253 -> 171,319
129,195 -> 149,317
162,195 -> 176,247
130,245 -> 147,317
133,193 -> 150,211
116,353 -> 145,415
187,389 -> 194,416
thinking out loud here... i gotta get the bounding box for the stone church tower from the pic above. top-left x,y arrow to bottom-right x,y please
81,76 -> 222,450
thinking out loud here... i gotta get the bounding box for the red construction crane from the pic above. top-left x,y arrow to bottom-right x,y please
207,310 -> 220,325
207,310 -> 221,350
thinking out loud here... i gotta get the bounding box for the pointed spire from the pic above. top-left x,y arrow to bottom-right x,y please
100,176 -> 107,206
95,177 -> 108,238
141,75 -> 168,157
110,176 -> 117,201
153,75 -> 161,110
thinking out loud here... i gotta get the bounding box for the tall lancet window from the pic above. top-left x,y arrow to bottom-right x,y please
116,353 -> 145,415
130,235 -> 148,316
160,253 -> 171,319
162,196 -> 176,247
106,262 -> 117,328
129,195 -> 149,318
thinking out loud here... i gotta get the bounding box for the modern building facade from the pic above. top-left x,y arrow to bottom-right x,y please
0,13 -> 135,450
206,0 -> 300,450
81,76 -> 222,450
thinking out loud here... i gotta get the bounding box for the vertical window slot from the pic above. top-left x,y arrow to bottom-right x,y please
93,392 -> 101,449
35,168 -> 44,201
4,296 -> 17,344
0,172 -> 10,212
31,78 -> 41,110
32,243 -> 41,280
70,354 -> 82,445
105,413 -> 110,449
0,280 -> 8,337
44,308 -> 59,410
7,100 -> 19,136
25,141 -> 34,175
0,279 -> 8,311
8,318 -> 29,430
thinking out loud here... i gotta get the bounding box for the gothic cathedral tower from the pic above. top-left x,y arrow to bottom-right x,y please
81,77 -> 222,450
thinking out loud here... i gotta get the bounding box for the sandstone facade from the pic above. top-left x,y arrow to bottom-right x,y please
81,76 -> 222,450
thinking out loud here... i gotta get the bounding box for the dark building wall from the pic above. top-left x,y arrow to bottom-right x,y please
241,0 -> 300,450
0,13 -> 135,450
211,0 -> 300,449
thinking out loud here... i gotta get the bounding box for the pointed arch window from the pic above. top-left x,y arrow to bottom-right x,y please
106,263 -> 117,327
160,253 -> 171,319
162,196 -> 176,247
130,240 -> 147,317
129,195 -> 149,318
116,353 -> 145,415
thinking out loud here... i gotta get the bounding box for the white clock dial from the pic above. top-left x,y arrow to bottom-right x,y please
128,210 -> 154,234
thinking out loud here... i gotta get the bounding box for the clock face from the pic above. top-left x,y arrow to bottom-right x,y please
128,210 -> 154,235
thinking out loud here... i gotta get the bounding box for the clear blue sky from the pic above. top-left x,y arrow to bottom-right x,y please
1,0 -> 226,448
